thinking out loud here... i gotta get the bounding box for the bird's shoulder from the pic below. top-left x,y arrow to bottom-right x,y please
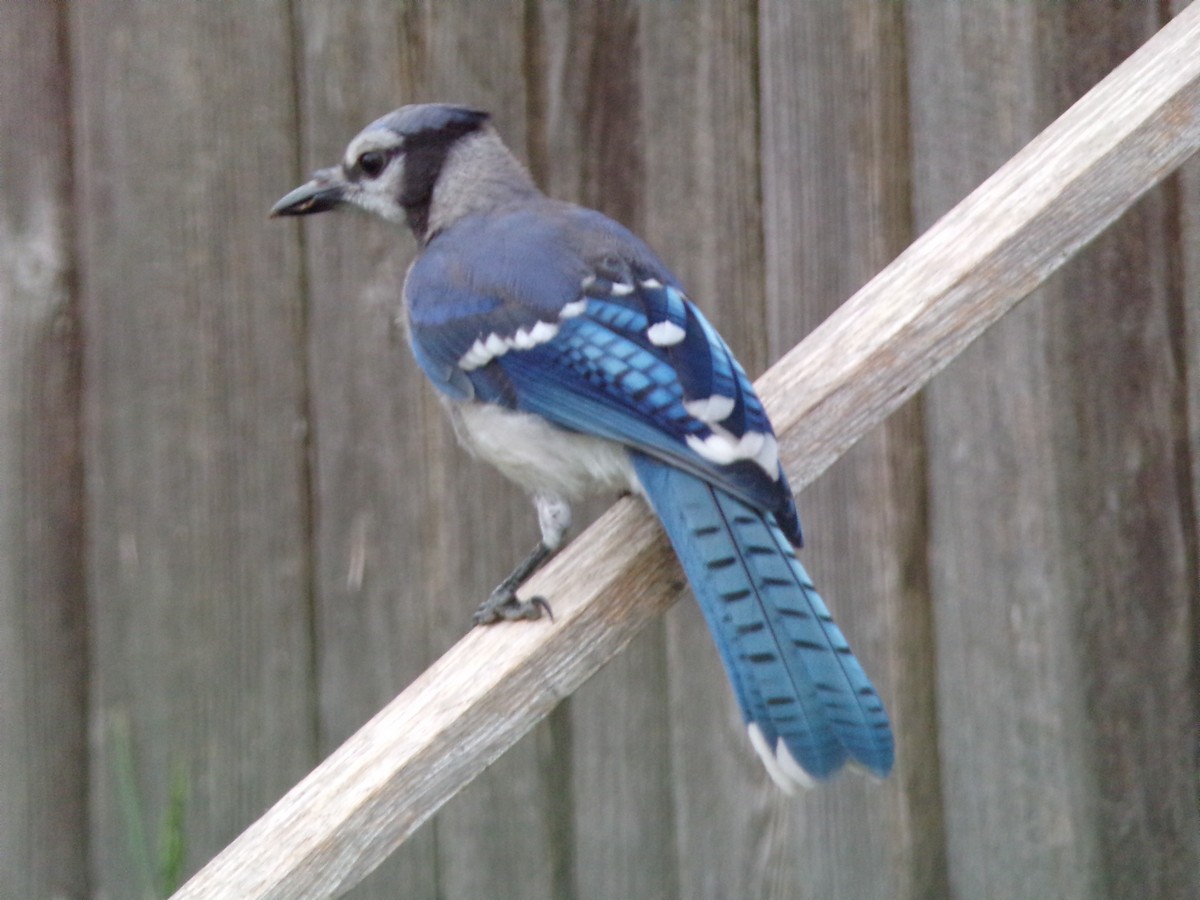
407,199 -> 679,315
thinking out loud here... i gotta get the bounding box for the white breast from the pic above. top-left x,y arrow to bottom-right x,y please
445,401 -> 638,499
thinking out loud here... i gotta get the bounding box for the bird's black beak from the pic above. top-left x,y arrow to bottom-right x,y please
270,168 -> 346,217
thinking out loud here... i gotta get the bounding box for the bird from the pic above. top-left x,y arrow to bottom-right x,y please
272,103 -> 893,791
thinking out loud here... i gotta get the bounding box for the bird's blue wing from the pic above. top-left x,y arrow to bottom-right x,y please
403,202 -> 900,787
404,202 -> 803,543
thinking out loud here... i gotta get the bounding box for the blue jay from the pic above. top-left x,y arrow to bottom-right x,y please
273,104 -> 893,791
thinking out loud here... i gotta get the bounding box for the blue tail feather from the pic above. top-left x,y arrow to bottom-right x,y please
631,453 -> 894,788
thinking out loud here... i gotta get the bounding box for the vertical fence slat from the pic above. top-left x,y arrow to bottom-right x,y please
290,3 -> 440,896
910,2 -> 1200,896
534,3 -> 680,897
0,4 -> 87,898
1178,0 -> 1200,662
72,3 -> 315,893
1046,4 -> 1200,893
909,5 -> 1102,894
638,1 -> 782,894
408,9 -> 569,898
295,3 -> 568,897
758,3 -> 947,898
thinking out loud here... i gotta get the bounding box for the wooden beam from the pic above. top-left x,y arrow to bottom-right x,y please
174,5 -> 1200,898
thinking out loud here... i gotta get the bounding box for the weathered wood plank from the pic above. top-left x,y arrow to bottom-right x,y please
289,3 -> 441,896
758,2 -> 947,898
909,1 -> 1200,895
637,1 -> 782,895
1047,4 -> 1200,893
533,3 -> 678,898
1179,0 -> 1200,640
173,7 -> 1200,896
401,8 -> 569,899
0,4 -> 87,897
908,7 -> 1103,893
755,0 -> 1200,489
71,3 -> 315,893
292,3 -> 566,897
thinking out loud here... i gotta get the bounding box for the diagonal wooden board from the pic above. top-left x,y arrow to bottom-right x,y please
175,4 -> 1200,897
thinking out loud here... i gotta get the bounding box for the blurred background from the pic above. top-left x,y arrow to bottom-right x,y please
2,1 -> 1197,898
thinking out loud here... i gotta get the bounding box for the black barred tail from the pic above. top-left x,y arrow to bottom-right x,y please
631,453 -> 893,790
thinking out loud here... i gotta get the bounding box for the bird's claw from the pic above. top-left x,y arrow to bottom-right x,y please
472,591 -> 554,625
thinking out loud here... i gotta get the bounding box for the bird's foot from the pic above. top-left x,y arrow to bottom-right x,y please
472,589 -> 554,625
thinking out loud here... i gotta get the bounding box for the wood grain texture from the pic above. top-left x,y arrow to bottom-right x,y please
1178,0 -> 1200,708
534,3 -> 679,898
0,4 -> 88,897
290,4 -> 441,896
909,1 -> 1200,896
755,0 -> 1200,489
174,507 -> 681,899
908,6 -> 1100,894
400,8 -> 569,899
758,3 -> 947,898
173,6 -> 1200,896
71,3 -> 315,893
638,2 -> 773,896
293,3 -> 569,897
1048,4 -> 1200,893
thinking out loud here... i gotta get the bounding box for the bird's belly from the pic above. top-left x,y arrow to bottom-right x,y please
446,401 -> 637,499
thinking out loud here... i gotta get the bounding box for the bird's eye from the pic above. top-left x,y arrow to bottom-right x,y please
357,150 -> 387,179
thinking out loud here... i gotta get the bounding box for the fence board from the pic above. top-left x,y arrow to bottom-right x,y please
403,9 -> 568,899
534,3 -> 679,898
637,1 -> 773,896
290,3 -> 440,896
71,3 -> 315,893
1181,0 -> 1200,611
759,4 -> 947,899
0,5 -> 87,898
909,1 -> 1200,896
1048,4 -> 1200,893
909,5 -> 1104,894
293,3 -> 568,897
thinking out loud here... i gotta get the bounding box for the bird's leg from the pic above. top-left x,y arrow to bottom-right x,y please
472,491 -> 571,625
473,541 -> 555,624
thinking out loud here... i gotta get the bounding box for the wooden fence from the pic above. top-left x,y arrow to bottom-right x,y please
3,2 -> 1198,899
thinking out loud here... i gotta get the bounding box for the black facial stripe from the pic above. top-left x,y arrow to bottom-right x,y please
397,140 -> 453,208
397,115 -> 487,238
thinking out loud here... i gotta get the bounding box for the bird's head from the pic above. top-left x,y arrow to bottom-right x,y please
271,103 -> 536,242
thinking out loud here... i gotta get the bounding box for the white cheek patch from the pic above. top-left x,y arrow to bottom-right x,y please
646,320 -> 686,347
458,320 -> 561,371
686,429 -> 780,479
683,394 -> 736,424
349,190 -> 410,226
